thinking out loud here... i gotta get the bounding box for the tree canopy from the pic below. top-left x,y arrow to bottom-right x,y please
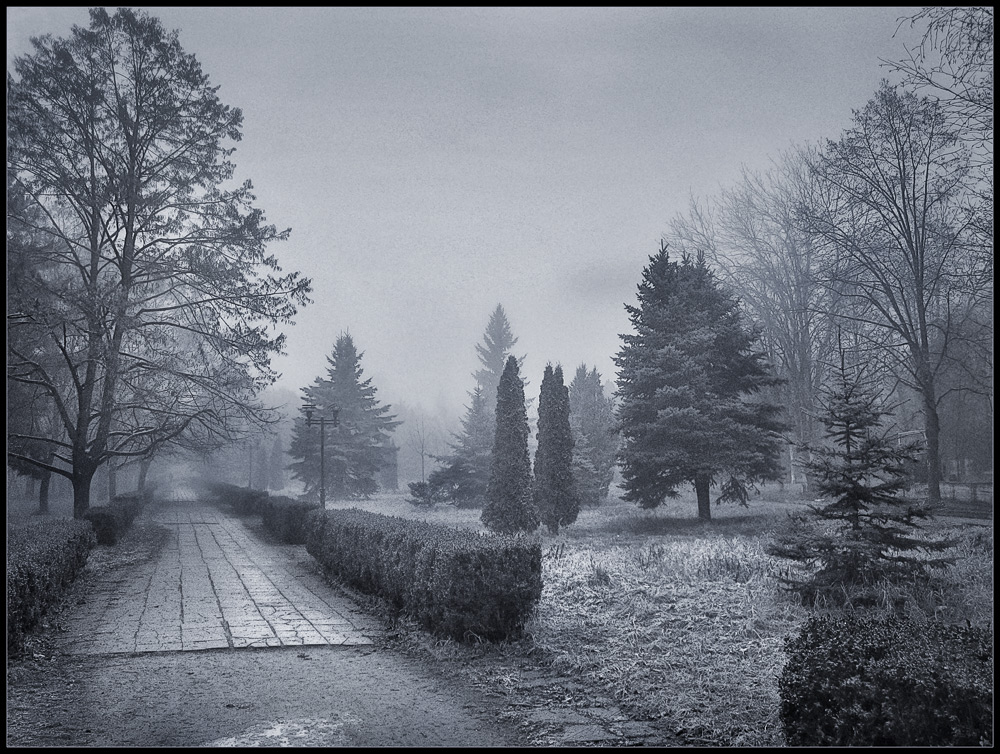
288,333 -> 399,500
614,243 -> 785,520
7,8 -> 310,515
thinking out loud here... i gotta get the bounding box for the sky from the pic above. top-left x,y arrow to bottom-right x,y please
7,6 -> 923,427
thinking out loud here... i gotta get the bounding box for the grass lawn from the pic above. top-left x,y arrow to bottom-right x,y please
324,484 -> 993,747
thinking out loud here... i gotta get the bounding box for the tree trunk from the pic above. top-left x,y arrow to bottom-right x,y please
37,469 -> 51,515
923,394 -> 942,504
694,473 -> 712,521
138,458 -> 151,494
108,462 -> 118,501
72,465 -> 96,519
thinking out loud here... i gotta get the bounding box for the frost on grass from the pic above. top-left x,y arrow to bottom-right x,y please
533,537 -> 805,747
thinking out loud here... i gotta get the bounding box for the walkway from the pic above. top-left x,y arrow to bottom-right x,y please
56,489 -> 381,655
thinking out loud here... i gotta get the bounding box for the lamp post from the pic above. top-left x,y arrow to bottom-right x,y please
303,403 -> 340,506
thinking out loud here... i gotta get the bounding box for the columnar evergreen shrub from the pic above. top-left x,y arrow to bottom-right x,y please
7,519 -> 96,654
780,615 -> 993,746
482,356 -> 538,533
535,364 -> 580,534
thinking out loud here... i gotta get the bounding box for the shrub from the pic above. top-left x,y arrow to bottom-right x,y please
201,481 -> 267,516
306,508 -> 542,641
82,491 -> 148,545
7,519 -> 96,654
260,495 -> 322,544
406,481 -> 446,508
780,614 -> 993,746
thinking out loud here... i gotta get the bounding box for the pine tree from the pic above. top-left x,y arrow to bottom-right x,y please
535,365 -> 579,534
768,343 -> 955,605
482,356 -> 538,533
289,333 -> 400,500
568,364 -> 618,506
426,385 -> 493,507
430,304 -> 524,507
615,242 -> 785,520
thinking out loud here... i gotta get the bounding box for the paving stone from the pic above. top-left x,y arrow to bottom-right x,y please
618,721 -> 657,737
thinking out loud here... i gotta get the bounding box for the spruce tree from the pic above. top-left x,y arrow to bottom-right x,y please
430,304 -> 524,507
568,364 -> 618,506
614,242 -> 785,520
535,365 -> 580,534
425,385 -> 492,507
482,356 -> 538,533
289,333 -> 400,500
768,343 -> 955,605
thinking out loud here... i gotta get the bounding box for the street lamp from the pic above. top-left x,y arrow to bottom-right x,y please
303,403 -> 340,506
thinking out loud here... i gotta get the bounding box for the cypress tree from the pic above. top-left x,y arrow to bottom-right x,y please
482,356 -> 538,533
535,365 -> 580,534
568,364 -> 618,506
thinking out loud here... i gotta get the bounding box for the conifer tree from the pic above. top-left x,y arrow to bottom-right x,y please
289,333 -> 400,499
482,356 -> 538,533
430,304 -> 524,507
535,365 -> 579,534
615,242 -> 785,520
425,385 -> 493,507
768,341 -> 955,605
568,364 -> 618,506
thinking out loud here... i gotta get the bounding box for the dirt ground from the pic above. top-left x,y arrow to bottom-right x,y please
6,519 -> 671,748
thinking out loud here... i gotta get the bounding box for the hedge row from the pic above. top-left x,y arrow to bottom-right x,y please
306,508 -> 542,642
201,481 -> 268,516
780,614 -> 993,746
7,519 -> 96,654
260,495 -> 322,544
82,489 -> 151,545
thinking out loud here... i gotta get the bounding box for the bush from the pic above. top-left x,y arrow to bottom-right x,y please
780,614 -> 993,746
7,519 -> 96,654
201,481 -> 267,516
260,495 -> 322,544
83,491 -> 148,545
306,508 -> 542,641
406,481 -> 447,508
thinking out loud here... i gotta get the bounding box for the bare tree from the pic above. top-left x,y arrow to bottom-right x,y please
800,82 -> 987,503
666,151 -> 843,490
7,9 -> 311,516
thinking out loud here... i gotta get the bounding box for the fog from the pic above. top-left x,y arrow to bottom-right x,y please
7,6 -> 922,425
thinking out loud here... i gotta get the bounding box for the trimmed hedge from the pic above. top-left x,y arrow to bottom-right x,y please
202,481 -> 268,516
82,490 -> 148,545
260,495 -> 322,544
7,519 -> 96,654
780,614 -> 993,746
306,508 -> 542,642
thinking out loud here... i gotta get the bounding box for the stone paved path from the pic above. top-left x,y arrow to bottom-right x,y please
56,490 -> 381,655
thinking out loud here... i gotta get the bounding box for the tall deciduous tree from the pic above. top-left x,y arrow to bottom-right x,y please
568,364 -> 618,505
535,365 -> 579,534
7,8 -> 310,516
615,243 -> 785,520
288,333 -> 399,500
666,153 -> 842,490
482,356 -> 538,533
800,82 -> 986,503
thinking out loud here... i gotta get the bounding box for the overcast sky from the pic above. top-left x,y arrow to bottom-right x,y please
7,6 -> 923,425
